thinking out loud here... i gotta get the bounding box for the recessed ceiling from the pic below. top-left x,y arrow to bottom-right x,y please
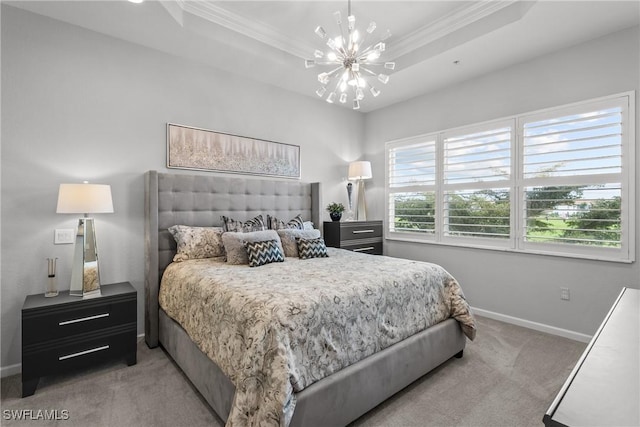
7,1 -> 640,112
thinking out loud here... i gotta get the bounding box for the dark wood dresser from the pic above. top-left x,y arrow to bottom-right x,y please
21,281 -> 137,397
323,220 -> 383,255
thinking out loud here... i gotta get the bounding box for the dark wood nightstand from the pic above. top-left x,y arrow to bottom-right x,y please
323,220 -> 383,255
21,281 -> 137,397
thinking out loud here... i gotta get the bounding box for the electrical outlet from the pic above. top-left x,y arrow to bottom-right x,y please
54,228 -> 75,244
560,287 -> 570,301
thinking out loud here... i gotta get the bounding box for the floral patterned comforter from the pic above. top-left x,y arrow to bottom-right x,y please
159,248 -> 476,426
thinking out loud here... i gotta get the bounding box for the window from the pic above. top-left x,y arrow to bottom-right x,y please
385,92 -> 635,262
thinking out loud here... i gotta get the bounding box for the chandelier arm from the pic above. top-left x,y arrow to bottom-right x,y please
359,66 -> 377,76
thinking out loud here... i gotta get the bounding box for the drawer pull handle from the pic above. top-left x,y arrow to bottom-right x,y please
352,230 -> 374,234
353,247 -> 375,252
59,313 -> 109,326
59,345 -> 110,361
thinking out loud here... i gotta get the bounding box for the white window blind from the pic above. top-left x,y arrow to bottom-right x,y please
385,92 -> 634,262
520,98 -> 628,256
442,123 -> 512,242
387,138 -> 436,235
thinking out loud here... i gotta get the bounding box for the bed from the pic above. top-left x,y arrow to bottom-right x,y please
144,170 -> 476,426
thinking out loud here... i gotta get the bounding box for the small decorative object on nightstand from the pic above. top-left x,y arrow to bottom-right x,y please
326,202 -> 345,222
323,220 -> 383,255
21,281 -> 137,397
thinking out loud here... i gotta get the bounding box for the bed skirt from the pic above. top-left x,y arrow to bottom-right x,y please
159,309 -> 465,426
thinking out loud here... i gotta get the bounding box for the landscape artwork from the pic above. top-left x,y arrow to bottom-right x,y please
167,123 -> 300,178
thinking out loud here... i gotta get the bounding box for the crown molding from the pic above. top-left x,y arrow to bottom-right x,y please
389,0 -> 522,59
180,1 -> 313,58
164,0 -> 523,61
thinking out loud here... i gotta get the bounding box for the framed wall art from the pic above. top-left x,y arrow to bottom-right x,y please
167,123 -> 301,179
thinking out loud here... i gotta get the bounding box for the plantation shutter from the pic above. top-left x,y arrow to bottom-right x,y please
441,122 -> 513,242
520,97 -> 627,254
387,137 -> 437,235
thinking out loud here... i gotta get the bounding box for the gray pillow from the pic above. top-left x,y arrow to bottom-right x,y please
277,229 -> 321,257
222,230 -> 284,265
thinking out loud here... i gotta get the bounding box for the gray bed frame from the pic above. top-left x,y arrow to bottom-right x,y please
144,170 -> 465,426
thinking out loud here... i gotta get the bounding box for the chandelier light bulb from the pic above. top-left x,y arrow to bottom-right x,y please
306,2 -> 395,109
378,74 -> 390,84
347,15 -> 355,30
367,21 -> 376,34
315,26 -> 327,39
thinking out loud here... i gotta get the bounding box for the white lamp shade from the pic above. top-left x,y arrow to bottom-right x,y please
56,183 -> 114,214
348,161 -> 373,180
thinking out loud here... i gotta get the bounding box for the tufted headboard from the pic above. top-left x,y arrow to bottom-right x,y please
144,170 -> 321,347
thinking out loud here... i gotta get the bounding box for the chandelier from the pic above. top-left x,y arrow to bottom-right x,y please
305,0 -> 395,110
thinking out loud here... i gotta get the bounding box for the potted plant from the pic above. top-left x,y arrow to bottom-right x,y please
327,202 -> 345,222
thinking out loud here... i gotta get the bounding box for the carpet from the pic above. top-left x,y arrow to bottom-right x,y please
0,316 -> 586,426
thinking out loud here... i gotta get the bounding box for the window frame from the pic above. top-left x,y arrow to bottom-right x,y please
384,91 -> 635,263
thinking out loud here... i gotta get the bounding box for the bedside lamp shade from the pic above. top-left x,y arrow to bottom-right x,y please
348,161 -> 373,181
348,161 -> 372,221
57,183 -> 113,299
56,184 -> 114,215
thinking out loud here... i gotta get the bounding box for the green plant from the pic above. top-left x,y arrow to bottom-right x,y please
326,202 -> 345,214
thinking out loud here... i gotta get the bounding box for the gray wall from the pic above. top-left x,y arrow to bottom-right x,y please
0,6 -> 364,370
364,26 -> 640,337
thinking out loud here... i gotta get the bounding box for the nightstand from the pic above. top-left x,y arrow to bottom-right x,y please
323,220 -> 383,255
21,281 -> 137,397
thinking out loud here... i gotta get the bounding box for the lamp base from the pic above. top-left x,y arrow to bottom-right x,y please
355,179 -> 367,221
69,218 -> 103,298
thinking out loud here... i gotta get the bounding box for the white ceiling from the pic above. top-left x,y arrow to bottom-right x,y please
7,0 -> 640,112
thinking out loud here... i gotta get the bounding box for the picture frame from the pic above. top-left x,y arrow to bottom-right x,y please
167,123 -> 301,179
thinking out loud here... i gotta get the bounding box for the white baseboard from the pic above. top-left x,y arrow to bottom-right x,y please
472,307 -> 592,343
1,363 -> 21,378
1,332 -> 147,378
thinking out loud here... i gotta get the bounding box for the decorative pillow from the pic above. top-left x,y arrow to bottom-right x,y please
244,239 -> 285,267
302,221 -> 315,231
222,230 -> 284,265
221,214 -> 267,233
277,229 -> 321,257
168,225 -> 225,262
296,237 -> 329,260
267,214 -> 304,230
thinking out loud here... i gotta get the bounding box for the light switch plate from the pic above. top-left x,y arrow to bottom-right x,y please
54,228 -> 75,244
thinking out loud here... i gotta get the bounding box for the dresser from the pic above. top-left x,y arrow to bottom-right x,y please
323,220 -> 383,255
21,281 -> 137,397
543,287 -> 639,426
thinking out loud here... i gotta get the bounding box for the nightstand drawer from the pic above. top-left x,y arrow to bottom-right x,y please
22,328 -> 136,380
23,298 -> 136,345
342,241 -> 383,255
339,223 -> 383,239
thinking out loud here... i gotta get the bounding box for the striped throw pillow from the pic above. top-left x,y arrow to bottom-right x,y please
296,237 -> 329,260
244,239 -> 285,267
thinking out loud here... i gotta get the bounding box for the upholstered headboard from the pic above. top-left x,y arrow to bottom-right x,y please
144,170 -> 322,347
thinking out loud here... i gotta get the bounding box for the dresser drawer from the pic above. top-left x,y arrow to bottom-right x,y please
323,220 -> 384,255
23,298 -> 136,345
22,329 -> 136,380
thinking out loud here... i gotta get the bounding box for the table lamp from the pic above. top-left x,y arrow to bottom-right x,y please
348,161 -> 372,221
56,182 -> 113,298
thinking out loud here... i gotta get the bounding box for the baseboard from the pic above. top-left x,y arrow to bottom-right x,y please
1,363 -> 21,378
472,307 -> 592,343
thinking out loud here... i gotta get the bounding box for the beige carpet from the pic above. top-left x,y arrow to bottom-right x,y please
0,316 -> 586,427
